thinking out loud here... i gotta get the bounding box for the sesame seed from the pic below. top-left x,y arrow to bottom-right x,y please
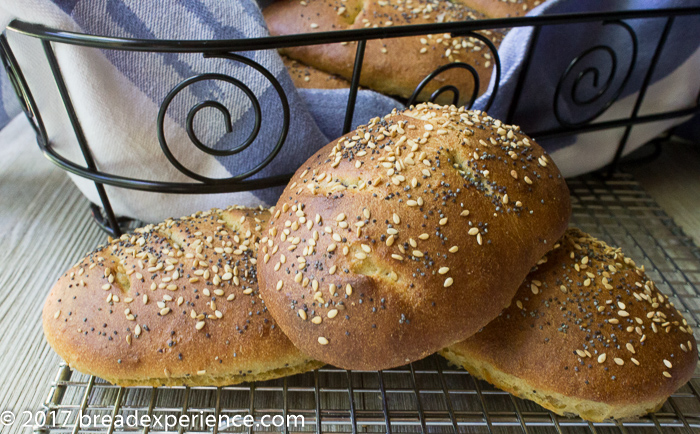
663,371 -> 672,378
598,353 -> 606,363
276,280 -> 284,290
468,228 -> 479,236
298,309 -> 307,320
444,277 -> 454,287
318,336 -> 329,345
160,308 -> 171,316
663,359 -> 672,369
438,267 -> 450,274
626,343 -> 635,354
614,358 -> 624,366
311,316 -> 322,324
328,309 -> 339,319
449,246 -> 459,253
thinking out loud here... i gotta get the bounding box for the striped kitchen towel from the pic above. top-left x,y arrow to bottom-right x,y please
0,0 -> 400,222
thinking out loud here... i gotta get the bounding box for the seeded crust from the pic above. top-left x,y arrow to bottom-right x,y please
441,228 -> 698,422
257,103 -> 571,370
42,207 -> 323,387
454,0 -> 545,18
283,55 -> 351,89
264,0 -> 504,105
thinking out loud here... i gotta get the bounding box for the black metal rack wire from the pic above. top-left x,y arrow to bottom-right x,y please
3,5 -> 700,433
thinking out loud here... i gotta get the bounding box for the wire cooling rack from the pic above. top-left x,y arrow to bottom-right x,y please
36,172 -> 700,434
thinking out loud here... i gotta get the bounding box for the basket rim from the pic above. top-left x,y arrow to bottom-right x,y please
6,6 -> 700,53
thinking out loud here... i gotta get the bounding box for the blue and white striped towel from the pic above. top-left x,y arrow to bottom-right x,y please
0,0 -> 400,222
474,0 -> 700,177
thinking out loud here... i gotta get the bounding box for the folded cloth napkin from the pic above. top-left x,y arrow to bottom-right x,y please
0,0 -> 401,222
0,0 -> 698,223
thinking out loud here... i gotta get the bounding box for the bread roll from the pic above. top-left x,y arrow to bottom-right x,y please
257,103 -> 571,370
441,228 -> 698,421
43,207 -> 323,387
283,55 -> 351,89
264,0 -> 503,105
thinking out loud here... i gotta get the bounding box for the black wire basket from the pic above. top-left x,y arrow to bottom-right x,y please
2,7 -> 700,238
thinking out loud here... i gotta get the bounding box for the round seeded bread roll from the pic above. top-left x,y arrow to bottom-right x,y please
264,0 -> 503,105
441,228 -> 698,422
283,55 -> 351,89
43,207 -> 323,387
257,103 -> 571,370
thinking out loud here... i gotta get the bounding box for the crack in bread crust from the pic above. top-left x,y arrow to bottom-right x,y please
96,360 -> 326,388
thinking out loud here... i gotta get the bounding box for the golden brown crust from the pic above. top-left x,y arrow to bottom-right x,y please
264,0 -> 503,105
283,55 -> 351,89
454,0 -> 545,18
257,103 -> 571,370
42,207 -> 321,387
442,228 -> 698,421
